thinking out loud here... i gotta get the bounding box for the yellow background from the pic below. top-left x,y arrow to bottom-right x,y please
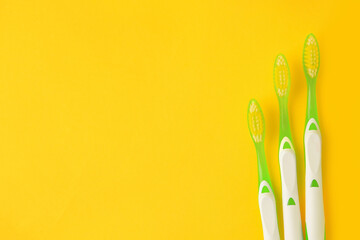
0,0 -> 359,239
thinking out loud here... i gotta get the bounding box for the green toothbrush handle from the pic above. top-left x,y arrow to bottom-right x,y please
279,137 -> 303,240
256,143 -> 280,240
258,180 -> 280,240
304,119 -> 325,239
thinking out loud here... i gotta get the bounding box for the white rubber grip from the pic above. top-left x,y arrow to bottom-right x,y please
279,137 -> 303,240
259,181 -> 280,240
305,119 -> 325,239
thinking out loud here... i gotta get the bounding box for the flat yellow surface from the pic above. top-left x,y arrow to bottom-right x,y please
0,0 -> 359,239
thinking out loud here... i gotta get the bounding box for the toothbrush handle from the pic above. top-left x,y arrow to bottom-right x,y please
258,181 -> 280,240
279,142 -> 303,240
305,119 -> 325,239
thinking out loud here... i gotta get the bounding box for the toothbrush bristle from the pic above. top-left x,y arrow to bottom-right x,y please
304,34 -> 319,79
274,54 -> 289,97
248,100 -> 264,143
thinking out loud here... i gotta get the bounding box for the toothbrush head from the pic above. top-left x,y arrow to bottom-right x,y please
303,33 -> 320,82
274,54 -> 290,98
248,99 -> 265,144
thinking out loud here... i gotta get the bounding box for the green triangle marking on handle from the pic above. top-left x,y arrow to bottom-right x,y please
309,123 -> 318,130
287,198 -> 296,206
283,142 -> 291,149
261,186 -> 270,193
310,179 -> 319,188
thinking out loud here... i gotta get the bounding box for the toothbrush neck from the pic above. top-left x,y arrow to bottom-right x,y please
306,85 -> 318,123
279,100 -> 292,140
256,143 -> 271,188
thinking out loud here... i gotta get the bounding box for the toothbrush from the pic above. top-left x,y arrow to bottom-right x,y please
248,99 -> 280,240
274,54 -> 303,240
303,34 -> 325,239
